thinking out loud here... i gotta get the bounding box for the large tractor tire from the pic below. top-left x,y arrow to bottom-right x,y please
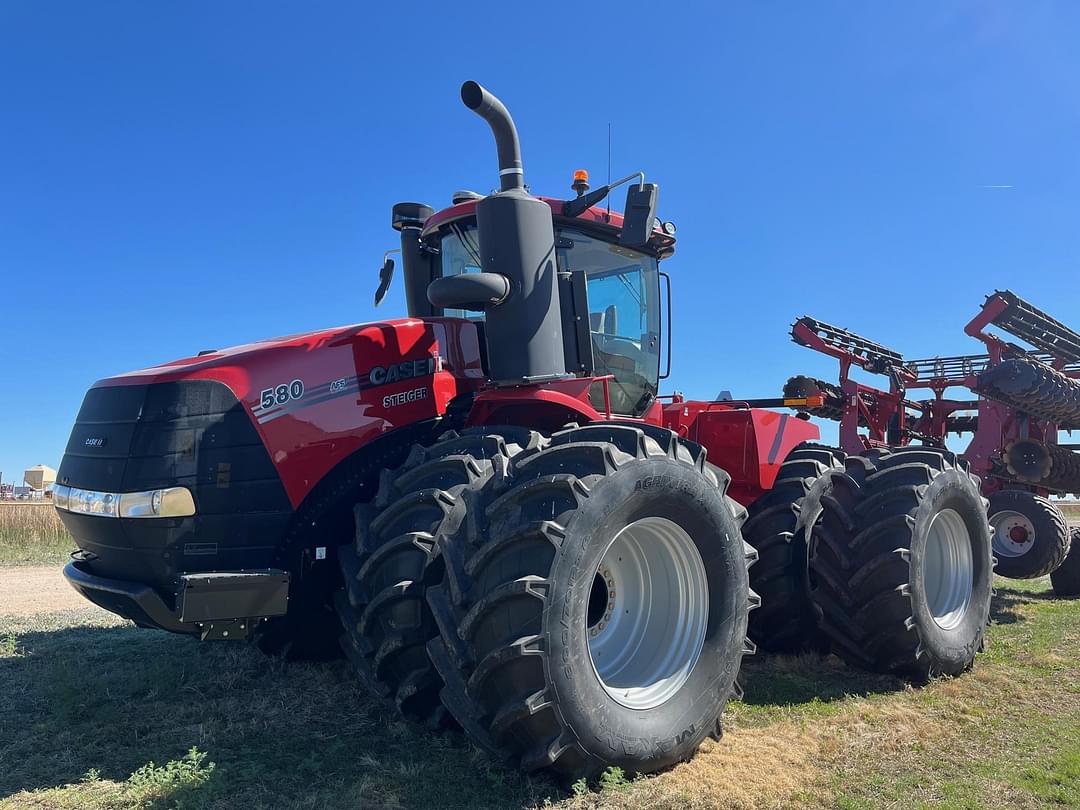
809,447 -> 993,680
743,443 -> 845,652
426,423 -> 757,781
335,427 -> 543,724
1051,529 -> 1080,597
987,490 -> 1071,580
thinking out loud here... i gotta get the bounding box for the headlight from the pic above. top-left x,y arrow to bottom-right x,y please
53,485 -> 125,517
118,487 -> 196,518
54,485 -> 196,518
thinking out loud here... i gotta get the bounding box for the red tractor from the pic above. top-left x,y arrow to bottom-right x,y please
54,82 -> 993,780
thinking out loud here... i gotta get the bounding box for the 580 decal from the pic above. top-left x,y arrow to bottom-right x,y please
259,379 -> 304,410
254,355 -> 438,421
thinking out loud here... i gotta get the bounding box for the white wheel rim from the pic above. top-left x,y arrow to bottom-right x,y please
990,510 -> 1036,558
923,508 -> 974,631
587,516 -> 708,710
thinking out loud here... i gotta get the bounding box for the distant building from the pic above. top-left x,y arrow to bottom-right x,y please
24,464 -> 57,491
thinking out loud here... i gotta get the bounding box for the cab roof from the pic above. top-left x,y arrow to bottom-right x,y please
421,196 -> 677,260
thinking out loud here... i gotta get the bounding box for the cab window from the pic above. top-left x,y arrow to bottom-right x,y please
439,223 -> 483,319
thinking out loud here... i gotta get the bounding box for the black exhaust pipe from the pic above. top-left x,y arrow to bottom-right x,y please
460,80 -> 524,192
428,81 -> 569,385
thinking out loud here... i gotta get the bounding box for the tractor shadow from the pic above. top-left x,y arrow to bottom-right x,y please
990,584 -> 1058,626
739,651 -> 906,707
741,584 -> 1064,709
0,615 -> 559,809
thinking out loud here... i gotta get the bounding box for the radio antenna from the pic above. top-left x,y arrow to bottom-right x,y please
606,123 -> 612,220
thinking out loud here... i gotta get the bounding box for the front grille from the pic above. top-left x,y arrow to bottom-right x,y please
57,380 -> 292,592
59,380 -> 287,515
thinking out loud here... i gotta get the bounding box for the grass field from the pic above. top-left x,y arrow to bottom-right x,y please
2,506 -> 1079,808
1,574 -> 1078,809
0,504 -> 74,566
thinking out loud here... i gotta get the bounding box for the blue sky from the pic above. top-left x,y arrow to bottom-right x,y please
3,2 -> 1080,482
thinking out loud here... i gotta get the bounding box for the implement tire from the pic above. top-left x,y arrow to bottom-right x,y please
976,357 -> 1080,425
744,443 -> 845,652
1051,529 -> 1080,597
783,375 -> 844,421
809,447 -> 993,680
988,490 -> 1071,580
335,427 -> 543,723
427,423 -> 756,780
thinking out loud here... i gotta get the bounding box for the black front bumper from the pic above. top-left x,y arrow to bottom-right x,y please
64,557 -> 289,639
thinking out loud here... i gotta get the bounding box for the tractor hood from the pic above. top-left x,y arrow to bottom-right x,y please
62,316 -> 486,509
92,318 -> 460,389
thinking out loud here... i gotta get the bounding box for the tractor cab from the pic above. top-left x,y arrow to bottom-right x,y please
372,83 -> 680,421
380,186 -> 675,418
415,199 -> 673,416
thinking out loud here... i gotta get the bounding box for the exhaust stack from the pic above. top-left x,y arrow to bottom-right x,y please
429,81 -> 569,385
460,80 -> 524,192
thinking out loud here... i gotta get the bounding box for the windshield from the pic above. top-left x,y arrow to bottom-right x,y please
557,229 -> 660,415
439,224 -> 661,415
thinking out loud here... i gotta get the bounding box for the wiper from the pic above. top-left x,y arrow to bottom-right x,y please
616,272 -> 642,309
451,223 -> 483,269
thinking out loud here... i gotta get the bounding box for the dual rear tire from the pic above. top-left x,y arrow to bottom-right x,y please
745,443 -> 994,678
338,424 -> 757,780
809,448 -> 993,679
743,444 -> 844,652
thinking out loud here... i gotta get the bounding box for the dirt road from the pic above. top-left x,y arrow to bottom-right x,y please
0,565 -> 99,616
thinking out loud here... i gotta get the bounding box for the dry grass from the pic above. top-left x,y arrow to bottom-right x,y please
0,503 -> 73,566
1057,500 -> 1080,522
553,578 -> 1080,810
569,724 -> 825,809
554,681 -> 958,809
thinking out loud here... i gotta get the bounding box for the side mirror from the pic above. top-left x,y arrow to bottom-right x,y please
373,252 -> 397,306
619,182 -> 659,248
427,272 -> 511,312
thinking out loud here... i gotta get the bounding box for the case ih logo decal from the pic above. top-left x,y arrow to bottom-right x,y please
368,357 -> 437,386
255,356 -> 438,424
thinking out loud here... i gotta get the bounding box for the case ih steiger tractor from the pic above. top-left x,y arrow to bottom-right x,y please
781,289 -> 1080,626
54,82 -> 993,780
